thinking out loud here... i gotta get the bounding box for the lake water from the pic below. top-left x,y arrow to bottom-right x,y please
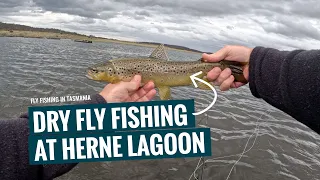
0,37 -> 319,180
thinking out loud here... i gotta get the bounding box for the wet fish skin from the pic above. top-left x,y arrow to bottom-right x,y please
88,58 -> 245,84
87,44 -> 247,100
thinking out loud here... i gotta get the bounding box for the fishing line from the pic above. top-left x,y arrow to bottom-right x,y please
189,108 -> 271,180
190,157 -> 203,180
199,157 -> 205,180
188,109 -> 208,180
192,157 -> 205,180
187,107 -> 208,180
224,110 -> 270,180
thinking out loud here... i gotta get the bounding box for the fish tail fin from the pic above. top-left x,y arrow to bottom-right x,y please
220,60 -> 247,83
199,58 -> 248,83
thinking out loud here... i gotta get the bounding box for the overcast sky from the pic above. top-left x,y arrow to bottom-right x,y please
1,0 -> 320,52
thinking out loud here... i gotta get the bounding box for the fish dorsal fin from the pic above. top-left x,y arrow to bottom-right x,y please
149,44 -> 169,61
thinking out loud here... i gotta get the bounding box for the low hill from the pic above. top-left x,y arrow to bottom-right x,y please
0,22 -> 203,53
0,22 -> 79,35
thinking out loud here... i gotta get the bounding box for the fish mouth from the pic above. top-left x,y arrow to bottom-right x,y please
86,69 -> 107,81
86,74 -> 93,80
86,69 -> 96,80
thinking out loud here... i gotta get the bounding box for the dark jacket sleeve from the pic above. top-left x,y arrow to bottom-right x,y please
249,47 -> 320,134
0,94 -> 106,180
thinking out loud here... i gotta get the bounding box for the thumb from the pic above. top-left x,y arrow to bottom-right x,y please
202,46 -> 230,62
122,75 -> 141,92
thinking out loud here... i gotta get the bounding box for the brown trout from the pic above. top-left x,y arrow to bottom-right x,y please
86,44 -> 247,100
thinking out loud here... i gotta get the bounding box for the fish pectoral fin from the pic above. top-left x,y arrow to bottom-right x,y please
197,77 -> 212,90
149,44 -> 170,61
158,86 -> 171,100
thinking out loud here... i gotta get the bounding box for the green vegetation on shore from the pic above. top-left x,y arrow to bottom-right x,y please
0,22 -> 203,53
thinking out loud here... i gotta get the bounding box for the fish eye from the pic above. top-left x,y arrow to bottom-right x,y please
91,69 -> 98,73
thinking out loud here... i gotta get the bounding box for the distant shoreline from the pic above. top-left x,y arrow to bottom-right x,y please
0,22 -> 203,54
0,30 -> 202,54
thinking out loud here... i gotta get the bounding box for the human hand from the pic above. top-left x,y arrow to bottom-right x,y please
202,45 -> 253,91
99,75 -> 156,103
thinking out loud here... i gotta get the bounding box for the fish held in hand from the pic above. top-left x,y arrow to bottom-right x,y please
87,44 -> 247,100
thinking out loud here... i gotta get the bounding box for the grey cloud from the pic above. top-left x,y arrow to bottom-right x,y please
0,7 -> 20,14
77,18 -> 96,24
132,10 -> 152,20
0,0 -> 35,15
258,16 -> 320,40
121,0 -> 290,17
32,0 -> 116,18
99,11 -> 117,20
133,15 -> 146,20
122,0 -> 320,23
0,0 -> 29,8
57,8 -> 99,18
226,26 -> 234,30
121,11 -> 133,16
135,10 -> 151,17
3,0 -> 287,19
159,25 -> 194,33
121,11 -> 147,20
1,0 -> 318,21
289,1 -> 320,19
0,0 -> 320,52
161,15 -> 194,24
155,26 -> 165,33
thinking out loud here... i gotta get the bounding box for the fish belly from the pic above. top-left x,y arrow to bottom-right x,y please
141,73 -> 192,87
